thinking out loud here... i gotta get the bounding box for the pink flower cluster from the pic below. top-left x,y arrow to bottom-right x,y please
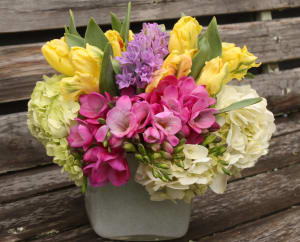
67,92 -> 129,187
67,75 -> 219,187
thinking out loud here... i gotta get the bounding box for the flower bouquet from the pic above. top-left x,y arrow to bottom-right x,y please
27,2 -> 276,241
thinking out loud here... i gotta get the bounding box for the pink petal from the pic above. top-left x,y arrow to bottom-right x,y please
116,95 -> 132,111
108,158 -> 127,171
106,108 -> 137,138
132,102 -> 151,132
189,109 -> 218,133
107,161 -> 130,186
154,110 -> 182,135
143,127 -> 161,143
95,125 -> 109,143
79,92 -> 108,119
67,124 -> 93,148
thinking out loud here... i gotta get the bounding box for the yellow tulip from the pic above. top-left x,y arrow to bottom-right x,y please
60,72 -> 99,100
222,42 -> 261,82
168,16 -> 202,55
145,50 -> 193,93
105,30 -> 125,57
69,44 -> 101,81
41,37 -> 75,76
197,56 -> 228,95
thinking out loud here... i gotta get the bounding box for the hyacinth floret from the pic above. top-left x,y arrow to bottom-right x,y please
116,23 -> 169,89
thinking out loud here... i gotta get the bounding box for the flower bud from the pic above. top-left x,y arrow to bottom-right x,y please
163,142 -> 174,154
135,153 -> 144,163
123,142 -> 137,153
137,143 -> 147,155
202,134 -> 217,146
160,151 -> 172,160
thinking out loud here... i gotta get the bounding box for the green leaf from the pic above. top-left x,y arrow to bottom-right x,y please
111,57 -> 122,74
245,72 -> 255,79
65,33 -> 85,48
85,18 -> 108,51
217,97 -> 263,114
68,10 -> 80,36
191,17 -> 222,80
99,43 -> 119,96
110,12 -> 122,32
120,2 -> 131,46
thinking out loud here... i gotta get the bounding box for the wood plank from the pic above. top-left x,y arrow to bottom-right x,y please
1,162 -> 299,241
1,0 -> 300,33
1,17 -> 300,103
0,112 -> 50,174
0,165 -> 71,204
199,206 -> 300,242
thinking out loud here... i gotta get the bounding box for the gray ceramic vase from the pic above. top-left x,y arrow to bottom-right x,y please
85,156 -> 191,241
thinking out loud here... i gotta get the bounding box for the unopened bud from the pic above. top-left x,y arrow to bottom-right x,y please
123,142 -> 137,153
154,162 -> 170,169
160,151 -> 172,160
202,134 -> 217,146
173,153 -> 185,159
143,155 -> 151,163
137,144 -> 147,155
103,140 -> 108,147
162,142 -> 173,154
135,153 -> 144,163
152,152 -> 162,160
174,145 -> 184,153
98,118 -> 106,125
152,168 -> 161,178
175,159 -> 185,168
150,143 -> 161,152
218,160 -> 229,166
222,167 -> 232,176
178,138 -> 187,146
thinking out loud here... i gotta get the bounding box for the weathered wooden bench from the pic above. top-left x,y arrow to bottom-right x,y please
1,1 -> 300,241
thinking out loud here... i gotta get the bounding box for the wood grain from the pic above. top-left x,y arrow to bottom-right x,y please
1,0 -> 300,33
0,165 -> 71,204
199,206 -> 300,242
1,17 -> 300,103
1,163 -> 299,241
0,112 -> 50,174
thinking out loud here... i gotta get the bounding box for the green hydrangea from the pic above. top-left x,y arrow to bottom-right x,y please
27,75 -> 83,186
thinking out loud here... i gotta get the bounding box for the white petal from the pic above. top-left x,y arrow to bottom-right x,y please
209,174 -> 228,194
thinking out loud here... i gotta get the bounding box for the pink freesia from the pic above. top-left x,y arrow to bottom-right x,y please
79,92 -> 108,119
189,108 -> 218,134
143,127 -> 161,143
83,146 -> 130,187
154,109 -> 182,135
106,96 -> 137,138
132,101 -> 152,132
67,124 -> 93,149
95,125 -> 109,143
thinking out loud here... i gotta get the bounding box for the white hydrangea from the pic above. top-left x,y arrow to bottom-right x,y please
135,144 -> 214,202
216,85 -> 276,169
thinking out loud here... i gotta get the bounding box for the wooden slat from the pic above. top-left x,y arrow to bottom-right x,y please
1,17 -> 300,103
0,165 -> 71,204
200,206 -> 300,242
1,0 -> 300,33
1,162 -> 299,241
0,112 -> 50,174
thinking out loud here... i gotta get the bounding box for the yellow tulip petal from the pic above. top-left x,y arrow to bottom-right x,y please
105,30 -> 125,57
169,16 -> 202,55
41,37 -> 75,76
197,57 -> 228,95
60,72 -> 99,101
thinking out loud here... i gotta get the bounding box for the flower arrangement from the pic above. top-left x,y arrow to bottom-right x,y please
28,3 -> 276,203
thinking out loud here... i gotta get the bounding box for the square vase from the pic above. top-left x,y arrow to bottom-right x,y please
85,156 -> 191,241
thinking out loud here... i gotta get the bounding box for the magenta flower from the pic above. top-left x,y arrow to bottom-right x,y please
67,124 -> 93,150
94,125 -> 109,143
83,146 -> 130,187
143,127 -> 161,143
79,92 -> 108,119
106,96 -> 137,138
132,101 -> 152,132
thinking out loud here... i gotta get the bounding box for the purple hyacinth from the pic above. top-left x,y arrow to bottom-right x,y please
116,23 -> 169,90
